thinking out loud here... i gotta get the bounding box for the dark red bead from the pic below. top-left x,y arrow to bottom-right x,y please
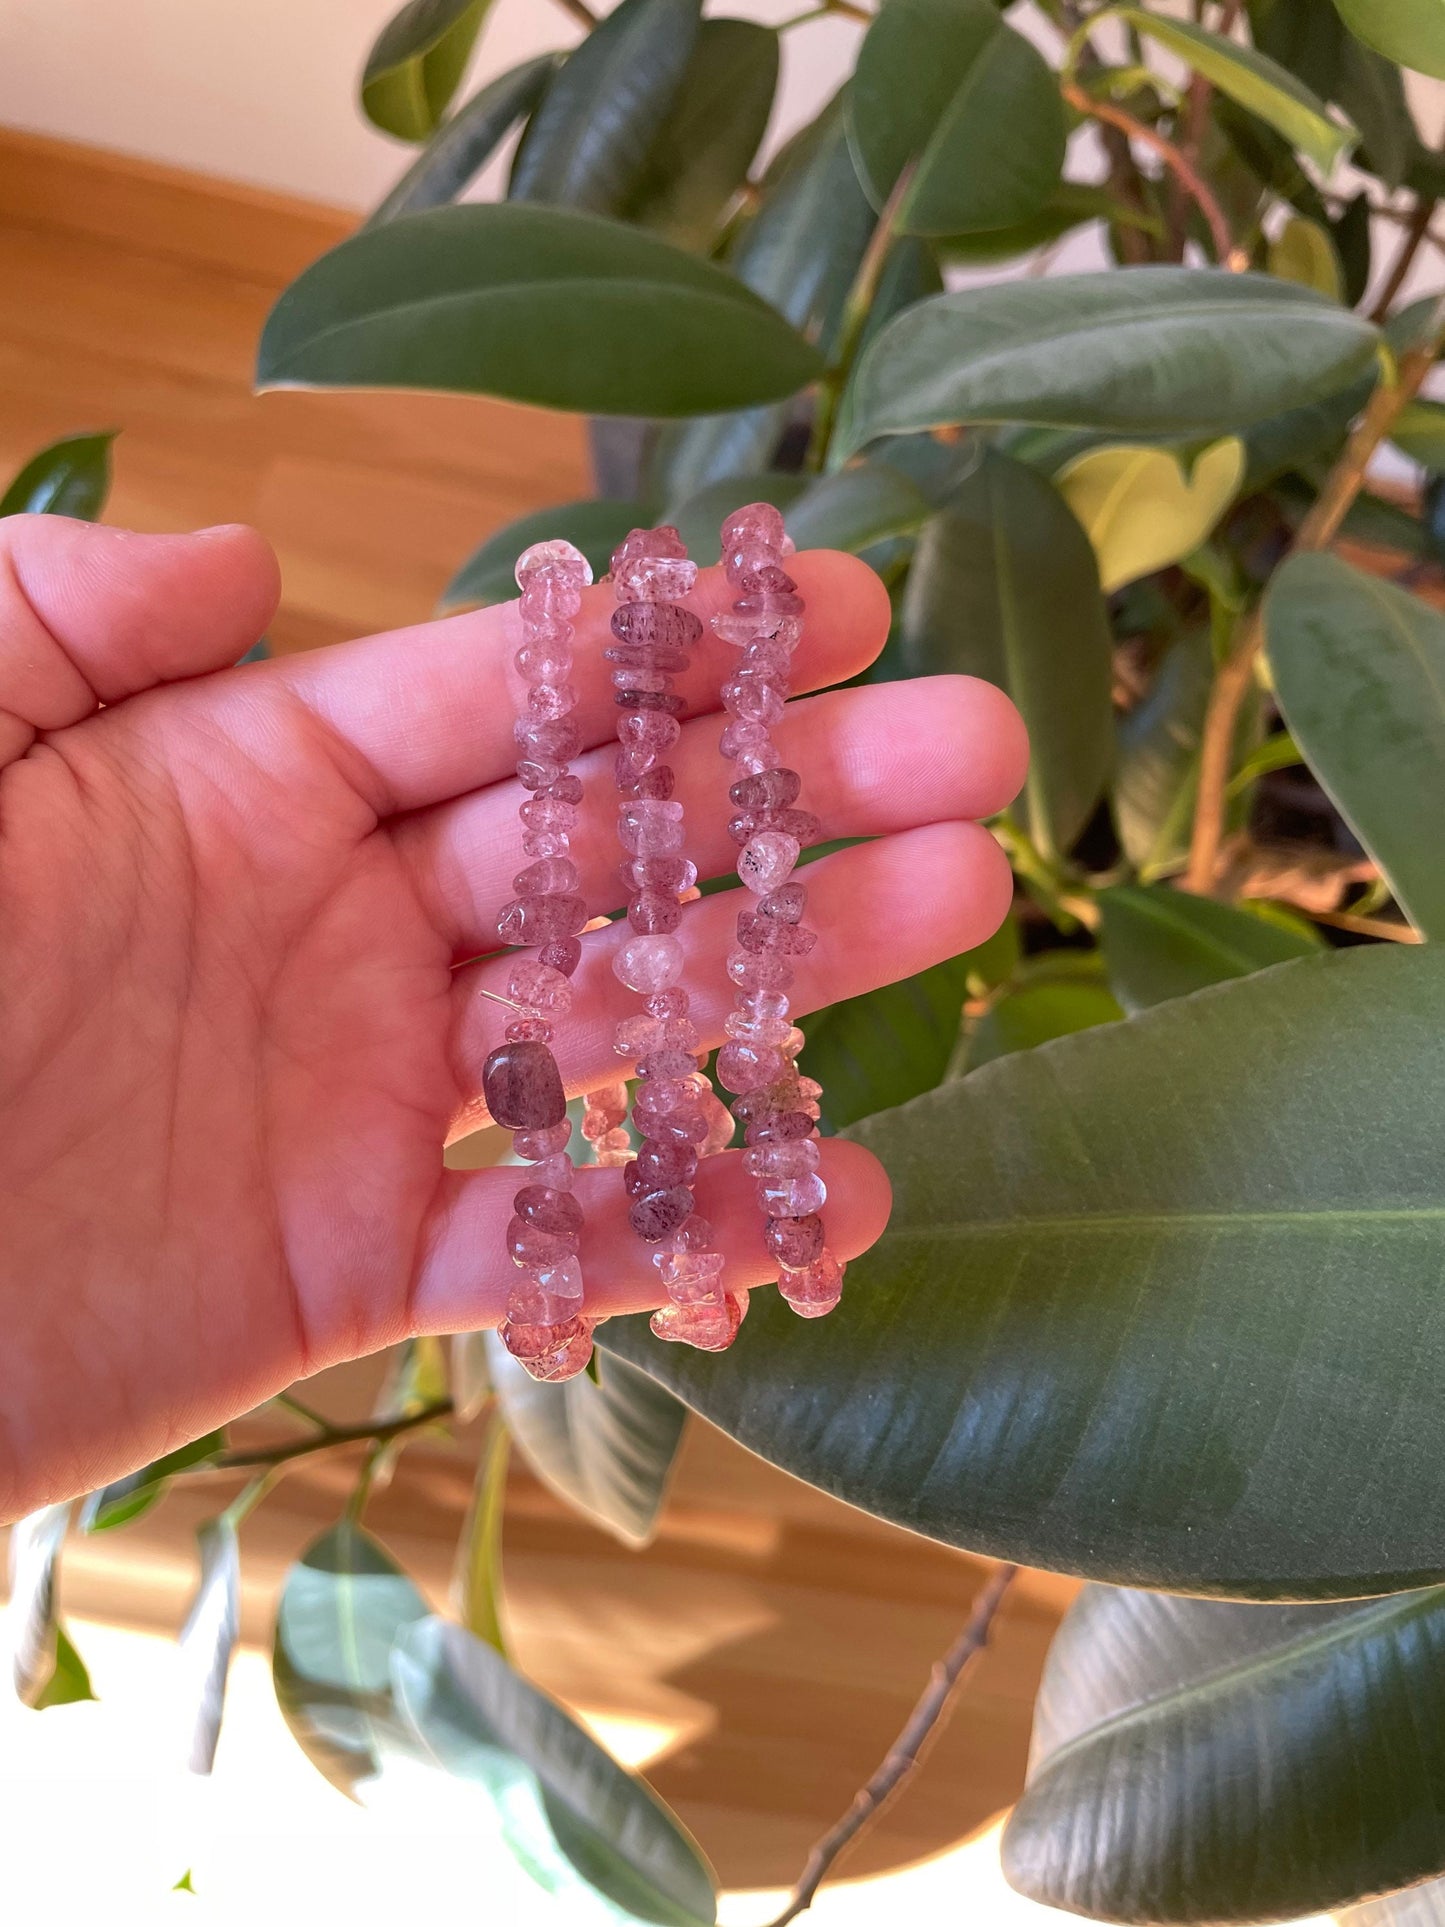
483,1041 -> 566,1130
632,1140 -> 698,1188
730,768 -> 802,812
611,603 -> 702,649
765,1213 -> 824,1266
630,1185 -> 696,1241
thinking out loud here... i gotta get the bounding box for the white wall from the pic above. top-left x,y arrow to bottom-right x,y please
0,0 -> 862,211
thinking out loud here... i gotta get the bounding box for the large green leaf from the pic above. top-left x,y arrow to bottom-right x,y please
440,498 -> 648,610
1117,8 -> 1354,174
483,1334 -> 687,1547
257,204 -> 821,418
605,943 -> 1445,1597
1267,553 -> 1445,938
847,0 -> 1065,236
647,96 -> 872,500
1336,33 -> 1414,186
1332,0 -> 1445,80
1248,0 -> 1347,99
1003,1583 -> 1445,1922
1098,884 -> 1320,1013
783,463 -> 931,556
392,1617 -> 717,1925
841,269 -> 1381,453
801,952 -> 973,1134
361,0 -> 492,142
273,1523 -> 429,1797
509,0 -> 700,216
366,57 -> 558,226
896,449 -> 1114,861
624,19 -> 778,249
178,1517 -> 240,1774
0,430 -> 115,519
1240,367 -> 1375,491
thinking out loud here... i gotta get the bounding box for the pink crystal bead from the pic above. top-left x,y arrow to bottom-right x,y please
710,506 -> 841,1326
649,1292 -> 748,1351
493,537 -> 596,1384
604,525 -> 731,1351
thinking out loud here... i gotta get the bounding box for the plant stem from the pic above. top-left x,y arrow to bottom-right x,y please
1185,310 -> 1445,894
806,163 -> 916,471
1372,195 -> 1440,322
216,1399 -> 455,1472
1062,80 -> 1248,270
547,0 -> 598,26
764,1565 -> 1018,1927
271,1390 -> 329,1431
1166,0 -> 1244,258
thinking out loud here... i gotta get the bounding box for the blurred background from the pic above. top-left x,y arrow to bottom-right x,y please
0,0 -> 1425,1915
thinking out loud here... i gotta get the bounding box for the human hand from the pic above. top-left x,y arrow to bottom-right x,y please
0,515 -> 1025,1518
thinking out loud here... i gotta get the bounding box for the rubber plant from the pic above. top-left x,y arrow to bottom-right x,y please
15,0 -> 1445,1917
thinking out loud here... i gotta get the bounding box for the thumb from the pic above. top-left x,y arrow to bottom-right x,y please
0,515 -> 280,766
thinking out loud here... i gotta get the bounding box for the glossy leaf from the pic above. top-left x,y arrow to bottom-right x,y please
801,952 -> 973,1134
1240,367 -> 1375,491
648,96 -> 871,500
848,0 -> 1065,236
625,20 -> 778,249
1248,0 -> 1347,99
258,205 -> 822,418
783,463 -> 931,557
842,269 -> 1381,453
1336,34 -> 1414,187
1004,1583 -> 1445,1922
897,450 -> 1114,861
0,430 -> 115,519
7,1504 -> 71,1707
1332,0 -> 1445,80
1114,629 -> 1212,877
1057,438 -> 1244,592
484,1333 -> 686,1547
178,1518 -> 240,1774
1118,8 -> 1354,174
366,57 -> 558,226
1391,397 -> 1445,470
1099,884 -> 1319,1014
1267,214 -> 1344,297
1267,552 -> 1445,937
442,498 -> 649,610
605,943 -> 1445,1597
273,1523 -> 429,1797
966,954 -> 1122,1069
392,1616 -> 718,1925
361,0 -> 492,143
509,0 -> 700,216
1332,190 -> 1374,307
80,1429 -> 227,1533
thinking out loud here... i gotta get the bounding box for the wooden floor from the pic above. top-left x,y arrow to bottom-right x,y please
0,126 -> 1074,1903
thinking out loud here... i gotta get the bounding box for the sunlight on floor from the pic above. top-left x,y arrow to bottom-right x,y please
0,1615 -> 1333,1926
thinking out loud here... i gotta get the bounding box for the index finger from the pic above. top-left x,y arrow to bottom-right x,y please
255,548 -> 893,816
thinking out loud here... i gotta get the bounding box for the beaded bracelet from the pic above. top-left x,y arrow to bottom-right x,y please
604,525 -> 744,1353
483,538 -> 595,1383
710,503 -> 844,1321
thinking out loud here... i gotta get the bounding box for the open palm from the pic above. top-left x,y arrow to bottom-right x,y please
0,516 -> 1025,1519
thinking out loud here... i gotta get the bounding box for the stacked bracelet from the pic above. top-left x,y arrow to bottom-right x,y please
710,503 -> 844,1321
483,538 -> 595,1383
606,525 -> 743,1353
